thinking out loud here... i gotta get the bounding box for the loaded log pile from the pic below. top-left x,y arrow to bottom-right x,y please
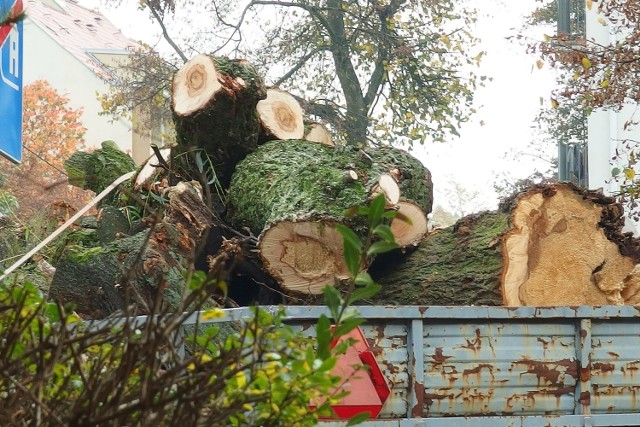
40,54 -> 640,318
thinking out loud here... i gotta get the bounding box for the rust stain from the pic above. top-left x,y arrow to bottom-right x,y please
462,363 -> 494,377
607,351 -> 620,359
431,347 -> 452,364
459,328 -> 482,352
580,363 -> 591,382
513,358 -> 578,385
413,381 -> 425,417
593,362 -> 615,374
579,390 -> 591,406
418,306 -> 428,315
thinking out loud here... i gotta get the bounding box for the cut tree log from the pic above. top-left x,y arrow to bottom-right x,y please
134,147 -> 172,191
257,88 -> 305,142
65,140 -> 137,207
369,183 -> 640,307
369,145 -> 433,247
49,181 -> 212,318
226,140 -> 433,294
171,54 -> 267,187
304,122 -> 333,146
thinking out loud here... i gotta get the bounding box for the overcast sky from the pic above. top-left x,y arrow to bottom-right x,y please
80,0 -> 557,214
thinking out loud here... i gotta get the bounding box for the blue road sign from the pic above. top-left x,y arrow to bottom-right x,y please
0,13 -> 23,163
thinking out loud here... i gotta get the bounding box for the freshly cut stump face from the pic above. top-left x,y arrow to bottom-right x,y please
391,201 -> 428,247
257,89 -> 305,140
502,189 -> 639,306
304,123 -> 333,146
260,221 -> 349,294
371,174 -> 400,206
172,54 -> 221,116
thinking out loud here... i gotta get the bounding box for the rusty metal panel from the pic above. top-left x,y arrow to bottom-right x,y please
360,321 -> 410,418
591,321 -> 640,414
182,305 -> 640,425
422,321 -> 578,416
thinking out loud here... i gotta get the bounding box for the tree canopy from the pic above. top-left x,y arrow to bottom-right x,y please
104,0 -> 483,147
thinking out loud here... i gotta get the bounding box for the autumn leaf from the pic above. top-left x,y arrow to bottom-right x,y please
587,0 -> 593,10
624,168 -> 636,180
536,60 -> 544,69
551,98 -> 559,109
597,17 -> 607,26
582,57 -> 591,69
601,79 -> 609,88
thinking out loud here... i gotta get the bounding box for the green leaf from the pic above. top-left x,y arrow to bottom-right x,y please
348,283 -> 382,305
336,224 -> 362,277
367,240 -> 399,257
354,271 -> 374,287
368,193 -> 386,227
393,210 -> 413,225
336,224 -> 362,252
372,224 -> 395,243
316,314 -> 332,359
346,412 -> 372,426
333,317 -> 365,337
195,151 -> 204,173
323,285 -> 343,320
612,167 -> 621,177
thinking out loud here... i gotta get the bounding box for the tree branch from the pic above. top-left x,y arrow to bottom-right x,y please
274,46 -> 327,86
144,0 -> 187,63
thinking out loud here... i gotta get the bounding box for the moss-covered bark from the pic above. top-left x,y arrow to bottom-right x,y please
172,56 -> 267,188
369,211 -> 508,306
227,140 -> 369,233
64,140 -> 137,206
49,182 -> 212,319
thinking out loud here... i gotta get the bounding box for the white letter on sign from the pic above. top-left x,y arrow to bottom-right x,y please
9,26 -> 18,78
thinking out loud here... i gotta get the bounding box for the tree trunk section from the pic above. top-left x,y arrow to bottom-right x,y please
226,140 -> 432,294
49,182 -> 212,319
257,88 -> 305,142
171,55 -> 267,188
304,122 -> 333,146
370,183 -> 640,306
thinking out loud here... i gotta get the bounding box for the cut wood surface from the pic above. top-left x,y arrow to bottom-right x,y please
370,183 -> 640,306
257,88 -> 305,141
390,201 -> 428,247
304,122 -> 333,146
171,55 -> 266,187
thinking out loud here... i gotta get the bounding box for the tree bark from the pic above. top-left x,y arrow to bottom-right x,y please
171,54 -> 267,188
49,182 -> 212,319
369,183 -> 640,307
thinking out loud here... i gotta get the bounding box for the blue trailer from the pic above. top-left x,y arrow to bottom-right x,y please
206,305 -> 640,427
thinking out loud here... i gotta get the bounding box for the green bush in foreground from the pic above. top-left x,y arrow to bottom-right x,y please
0,194 -> 396,426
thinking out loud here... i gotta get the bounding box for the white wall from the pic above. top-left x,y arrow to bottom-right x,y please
22,19 -> 133,153
585,1 -> 640,196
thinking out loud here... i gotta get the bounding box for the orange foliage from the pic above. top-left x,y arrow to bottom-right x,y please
1,80 -> 94,219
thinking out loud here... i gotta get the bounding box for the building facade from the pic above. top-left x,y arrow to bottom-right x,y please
22,0 -> 152,164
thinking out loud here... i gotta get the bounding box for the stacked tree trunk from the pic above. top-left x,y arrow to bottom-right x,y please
370,183 -> 640,306
46,53 -> 640,317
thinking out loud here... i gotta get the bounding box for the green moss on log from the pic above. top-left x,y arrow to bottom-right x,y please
227,140 -> 377,233
369,211 -> 508,306
64,140 -> 137,206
